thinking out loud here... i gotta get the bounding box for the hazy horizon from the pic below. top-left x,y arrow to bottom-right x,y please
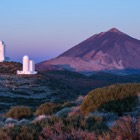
0,0 -> 140,63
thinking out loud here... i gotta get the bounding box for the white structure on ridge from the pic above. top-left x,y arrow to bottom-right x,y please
0,41 -> 5,62
0,41 -> 10,62
17,55 -> 37,75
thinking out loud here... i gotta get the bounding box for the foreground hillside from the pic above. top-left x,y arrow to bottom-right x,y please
0,83 -> 139,140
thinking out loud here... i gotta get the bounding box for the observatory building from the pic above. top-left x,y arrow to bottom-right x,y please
0,41 -> 10,62
0,41 -> 5,62
17,55 -> 37,75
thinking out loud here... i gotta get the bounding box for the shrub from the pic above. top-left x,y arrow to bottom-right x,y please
55,107 -> 72,118
6,124 -> 41,140
96,116 -> 140,140
80,83 -> 140,115
68,106 -> 80,117
62,101 -> 77,108
34,114 -> 108,133
111,116 -> 140,140
35,103 -> 61,116
0,129 -> 11,140
34,116 -> 61,128
97,132 -> 121,140
39,121 -> 96,140
5,106 -> 32,119
98,96 -> 138,115
64,115 -> 108,133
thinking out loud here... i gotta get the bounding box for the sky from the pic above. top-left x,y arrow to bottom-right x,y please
0,0 -> 140,63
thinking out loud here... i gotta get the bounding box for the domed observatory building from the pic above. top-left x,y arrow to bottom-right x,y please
0,41 -> 10,62
0,41 -> 5,62
17,55 -> 37,75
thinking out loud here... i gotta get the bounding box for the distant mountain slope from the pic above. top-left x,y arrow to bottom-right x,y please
37,28 -> 140,73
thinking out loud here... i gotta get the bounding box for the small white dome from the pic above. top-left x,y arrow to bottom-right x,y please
23,55 -> 29,60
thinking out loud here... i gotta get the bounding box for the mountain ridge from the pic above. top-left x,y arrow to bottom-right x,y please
37,28 -> 140,74
59,28 -> 140,58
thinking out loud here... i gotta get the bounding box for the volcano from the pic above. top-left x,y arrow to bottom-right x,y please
37,28 -> 140,73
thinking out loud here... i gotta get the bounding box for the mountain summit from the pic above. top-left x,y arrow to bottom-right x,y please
59,28 -> 129,58
37,28 -> 140,73
108,28 -> 123,33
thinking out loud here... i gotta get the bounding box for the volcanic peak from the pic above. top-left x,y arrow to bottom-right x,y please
107,28 -> 124,35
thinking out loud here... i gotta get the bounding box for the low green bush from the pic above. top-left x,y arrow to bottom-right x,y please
80,83 -> 140,115
6,106 -> 32,119
35,102 -> 61,116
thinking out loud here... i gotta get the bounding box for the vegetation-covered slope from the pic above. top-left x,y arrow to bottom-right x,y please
0,61 -> 140,115
80,83 -> 140,115
0,62 -> 22,74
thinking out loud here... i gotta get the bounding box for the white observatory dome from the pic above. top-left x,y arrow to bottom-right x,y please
23,55 -> 29,60
17,55 -> 37,75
